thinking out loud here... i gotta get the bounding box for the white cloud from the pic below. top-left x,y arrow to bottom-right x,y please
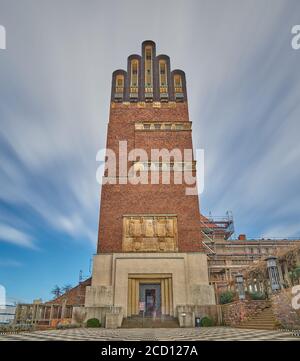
0,224 -> 36,249
0,258 -> 23,267
262,223 -> 300,239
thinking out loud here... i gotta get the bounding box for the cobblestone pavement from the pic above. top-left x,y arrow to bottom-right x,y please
0,327 -> 299,341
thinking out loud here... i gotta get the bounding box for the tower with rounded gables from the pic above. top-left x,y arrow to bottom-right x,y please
85,41 -> 215,325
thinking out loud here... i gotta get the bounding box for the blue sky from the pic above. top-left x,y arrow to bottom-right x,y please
0,0 -> 300,303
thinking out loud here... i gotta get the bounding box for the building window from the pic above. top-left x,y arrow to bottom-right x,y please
144,46 -> 153,99
135,122 -> 191,132
159,60 -> 167,87
174,74 -> 182,91
159,60 -> 168,100
115,74 -> 124,100
130,60 -> 139,99
131,60 -> 138,87
174,74 -> 184,101
116,75 -> 124,88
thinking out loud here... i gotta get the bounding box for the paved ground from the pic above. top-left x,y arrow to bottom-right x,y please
0,327 -> 299,341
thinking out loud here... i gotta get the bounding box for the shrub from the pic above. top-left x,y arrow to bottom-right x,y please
289,266 -> 300,284
249,291 -> 266,300
86,318 -> 101,328
200,316 -> 214,327
0,324 -> 34,333
220,291 -> 235,304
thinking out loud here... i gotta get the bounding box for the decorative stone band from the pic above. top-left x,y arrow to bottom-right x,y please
133,161 -> 196,172
111,101 -> 180,108
135,122 -> 192,131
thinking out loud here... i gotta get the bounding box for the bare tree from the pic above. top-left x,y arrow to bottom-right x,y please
51,285 -> 62,299
62,284 -> 73,294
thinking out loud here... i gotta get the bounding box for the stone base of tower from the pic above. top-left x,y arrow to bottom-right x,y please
79,252 -> 215,328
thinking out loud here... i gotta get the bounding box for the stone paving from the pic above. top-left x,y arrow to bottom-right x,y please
0,327 -> 299,341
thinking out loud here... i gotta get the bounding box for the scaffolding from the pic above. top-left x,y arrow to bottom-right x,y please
201,211 -> 234,241
200,211 -> 235,256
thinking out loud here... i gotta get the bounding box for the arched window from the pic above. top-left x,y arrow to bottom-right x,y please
130,60 -> 138,99
144,46 -> 153,99
131,60 -> 138,86
174,74 -> 184,101
115,74 -> 124,100
116,74 -> 124,88
159,60 -> 168,100
174,74 -> 182,92
159,60 -> 167,87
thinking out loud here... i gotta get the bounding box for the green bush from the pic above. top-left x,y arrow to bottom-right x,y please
249,291 -> 266,300
200,316 -> 214,327
86,318 -> 101,328
0,324 -> 35,333
220,291 -> 235,304
289,266 -> 300,283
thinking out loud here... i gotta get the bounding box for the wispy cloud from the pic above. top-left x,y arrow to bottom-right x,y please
0,258 -> 23,267
262,223 -> 300,239
0,224 -> 36,249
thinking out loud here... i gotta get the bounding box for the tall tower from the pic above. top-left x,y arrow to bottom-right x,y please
85,41 -> 215,325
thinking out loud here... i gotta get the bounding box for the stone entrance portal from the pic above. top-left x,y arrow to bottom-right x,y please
127,274 -> 173,317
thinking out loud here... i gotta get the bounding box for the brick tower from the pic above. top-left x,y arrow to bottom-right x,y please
85,41 -> 215,326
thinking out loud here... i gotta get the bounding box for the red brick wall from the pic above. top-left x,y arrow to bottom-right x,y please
46,278 -> 91,306
222,300 -> 270,326
97,102 -> 203,253
134,131 -> 193,154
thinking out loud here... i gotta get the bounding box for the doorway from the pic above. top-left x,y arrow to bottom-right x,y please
139,283 -> 161,316
127,274 -> 173,317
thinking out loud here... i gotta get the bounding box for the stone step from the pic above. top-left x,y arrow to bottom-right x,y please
237,323 -> 277,328
236,325 -> 277,330
246,316 -> 276,321
238,323 -> 278,328
122,316 -> 179,328
235,307 -> 279,330
245,316 -> 275,320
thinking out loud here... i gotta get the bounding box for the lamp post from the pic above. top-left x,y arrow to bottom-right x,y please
235,273 -> 245,300
266,256 -> 281,292
181,312 -> 186,328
